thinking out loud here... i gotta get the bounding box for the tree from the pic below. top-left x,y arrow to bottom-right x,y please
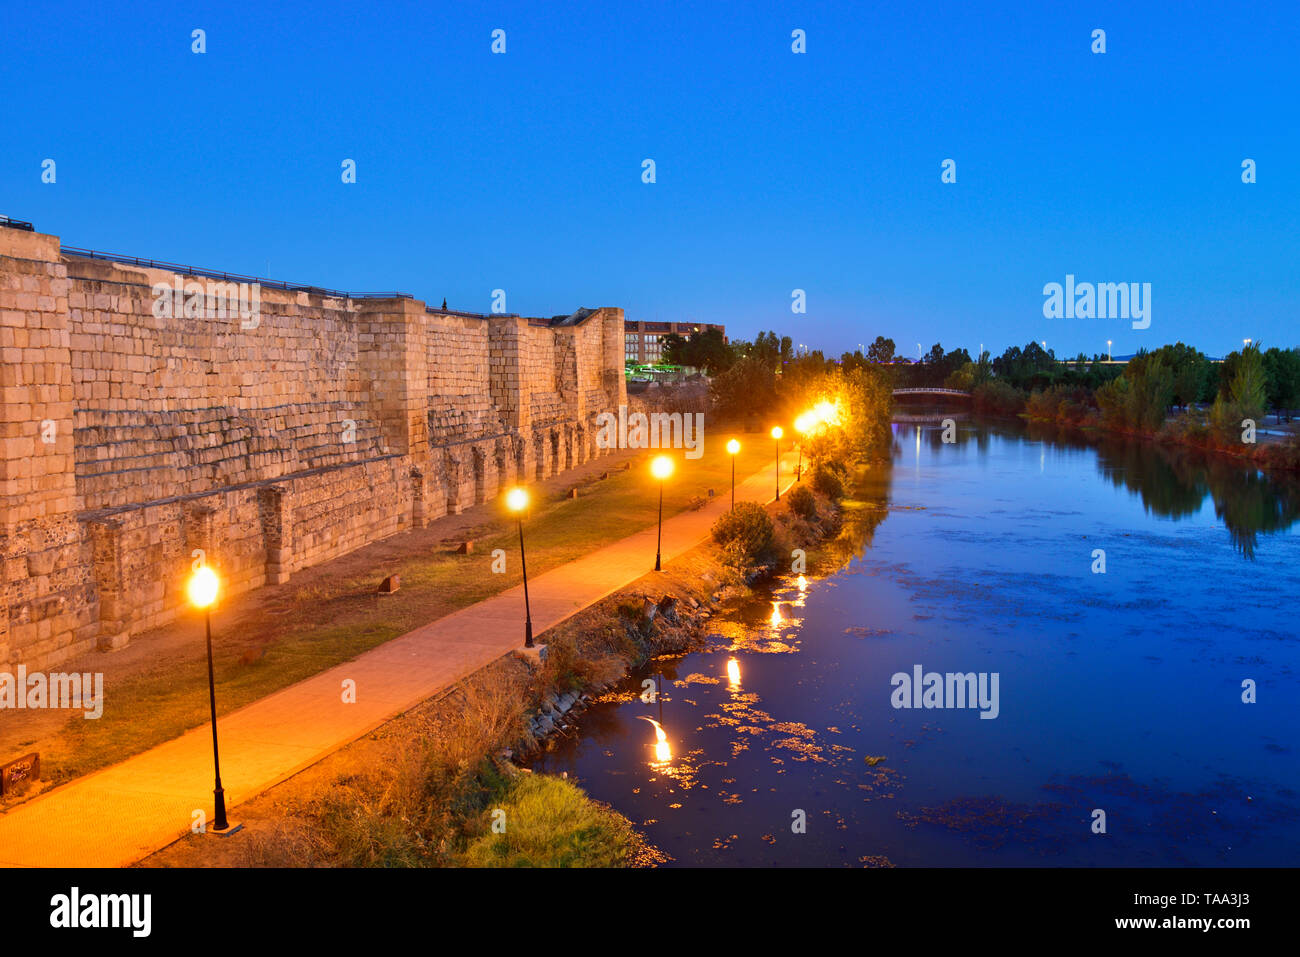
1126,354 -> 1176,431
1211,345 -> 1268,444
866,336 -> 896,364
1263,347 -> 1300,421
992,341 -> 1057,390
662,328 -> 732,374
660,332 -> 688,366
840,350 -> 868,374
1149,342 -> 1211,410
1096,349 -> 1174,431
709,355 -> 777,417
837,364 -> 894,460
749,331 -> 785,366
945,363 -> 976,391
945,356 -> 990,391
1229,346 -> 1268,412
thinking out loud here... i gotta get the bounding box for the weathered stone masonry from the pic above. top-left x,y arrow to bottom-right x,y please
0,227 -> 625,672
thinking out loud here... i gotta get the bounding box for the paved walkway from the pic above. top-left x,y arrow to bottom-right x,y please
0,454 -> 799,867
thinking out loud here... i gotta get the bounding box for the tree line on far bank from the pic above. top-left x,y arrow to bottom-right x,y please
955,340 -> 1300,457
678,325 -> 1300,469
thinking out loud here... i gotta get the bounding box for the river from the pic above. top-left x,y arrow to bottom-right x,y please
529,418 -> 1300,866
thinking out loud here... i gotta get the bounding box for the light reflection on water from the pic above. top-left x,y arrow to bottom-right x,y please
530,420 -> 1300,866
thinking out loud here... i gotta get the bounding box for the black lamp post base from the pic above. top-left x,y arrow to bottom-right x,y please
213,786 -> 231,831
206,788 -> 242,836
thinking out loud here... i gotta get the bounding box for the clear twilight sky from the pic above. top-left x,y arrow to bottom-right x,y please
4,1 -> 1297,360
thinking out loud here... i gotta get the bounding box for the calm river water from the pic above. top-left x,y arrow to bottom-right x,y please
530,419 -> 1300,866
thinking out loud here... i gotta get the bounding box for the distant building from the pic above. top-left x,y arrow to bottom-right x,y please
624,320 -> 727,364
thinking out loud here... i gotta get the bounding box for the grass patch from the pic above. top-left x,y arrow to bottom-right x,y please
459,773 -> 657,868
50,621 -> 404,785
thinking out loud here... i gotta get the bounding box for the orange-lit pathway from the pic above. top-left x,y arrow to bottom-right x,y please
0,453 -> 800,867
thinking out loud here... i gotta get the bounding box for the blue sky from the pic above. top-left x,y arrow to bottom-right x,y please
4,1 -> 1296,359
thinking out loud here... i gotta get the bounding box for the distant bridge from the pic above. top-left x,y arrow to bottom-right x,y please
891,387 -> 971,398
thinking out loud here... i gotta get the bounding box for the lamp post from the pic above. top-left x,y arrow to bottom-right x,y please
726,439 -> 740,511
651,455 -> 674,571
1244,338 -> 1252,349
187,566 -> 229,832
1107,339 -> 1112,361
793,413 -> 813,481
506,487 -> 534,647
770,426 -> 783,500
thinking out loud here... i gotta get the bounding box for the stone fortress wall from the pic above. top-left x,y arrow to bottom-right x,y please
0,225 -> 626,672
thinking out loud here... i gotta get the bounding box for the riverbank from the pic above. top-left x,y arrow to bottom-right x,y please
142,473 -> 855,867
1020,405 -> 1300,472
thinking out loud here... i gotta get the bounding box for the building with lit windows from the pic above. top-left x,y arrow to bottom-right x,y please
624,320 -> 727,364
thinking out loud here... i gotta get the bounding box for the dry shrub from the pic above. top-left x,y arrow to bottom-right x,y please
786,484 -> 817,519
710,501 -> 775,568
543,631 -> 628,693
252,659 -> 530,867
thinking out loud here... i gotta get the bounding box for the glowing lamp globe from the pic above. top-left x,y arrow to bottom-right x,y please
770,426 -> 783,441
506,487 -> 529,513
651,455 -> 674,481
726,439 -> 740,455
187,566 -> 219,610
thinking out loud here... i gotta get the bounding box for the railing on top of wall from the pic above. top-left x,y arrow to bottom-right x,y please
1,215 -> 35,231
61,246 -> 412,300
425,306 -> 519,320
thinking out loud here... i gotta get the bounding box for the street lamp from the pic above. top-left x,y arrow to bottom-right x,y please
186,565 -> 230,833
1107,339 -> 1112,361
726,439 -> 740,511
651,455 -> 674,571
793,413 -> 813,481
506,487 -> 534,647
1244,338 -> 1252,349
770,426 -> 784,500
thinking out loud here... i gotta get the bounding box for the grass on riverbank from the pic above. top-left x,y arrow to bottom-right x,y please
13,428 -> 778,800
459,773 -> 658,868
